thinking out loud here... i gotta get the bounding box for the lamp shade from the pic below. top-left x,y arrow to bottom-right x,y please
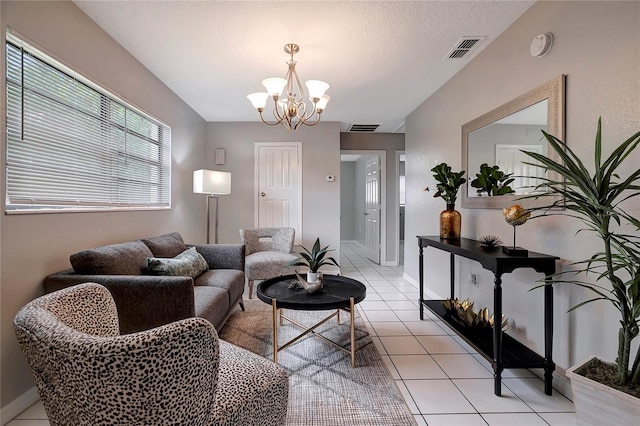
193,169 -> 231,195
305,80 -> 329,101
262,77 -> 287,98
315,94 -> 330,112
247,92 -> 269,110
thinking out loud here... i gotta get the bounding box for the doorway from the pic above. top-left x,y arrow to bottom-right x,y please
340,150 -> 386,264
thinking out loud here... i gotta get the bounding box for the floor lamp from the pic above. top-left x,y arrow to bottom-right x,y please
193,169 -> 231,244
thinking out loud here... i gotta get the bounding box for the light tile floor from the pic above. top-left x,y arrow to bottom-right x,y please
9,242 -> 576,426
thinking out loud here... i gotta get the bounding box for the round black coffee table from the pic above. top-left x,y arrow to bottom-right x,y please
256,274 -> 366,367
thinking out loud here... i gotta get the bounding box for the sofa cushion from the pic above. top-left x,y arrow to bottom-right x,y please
147,247 -> 209,278
140,232 -> 187,258
193,286 -> 230,330
195,269 -> 245,306
70,241 -> 154,275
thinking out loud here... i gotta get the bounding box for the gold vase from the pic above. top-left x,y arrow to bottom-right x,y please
440,204 -> 461,240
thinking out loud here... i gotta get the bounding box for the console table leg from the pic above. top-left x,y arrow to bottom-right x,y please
493,274 -> 503,396
544,276 -> 554,395
450,253 -> 455,299
419,244 -> 424,320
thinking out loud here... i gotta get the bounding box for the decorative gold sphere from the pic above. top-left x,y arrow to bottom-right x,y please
503,204 -> 531,226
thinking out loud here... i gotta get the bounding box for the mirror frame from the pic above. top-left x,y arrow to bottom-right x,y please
461,75 -> 565,209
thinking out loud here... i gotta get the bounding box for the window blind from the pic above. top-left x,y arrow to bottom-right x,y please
5,35 -> 171,213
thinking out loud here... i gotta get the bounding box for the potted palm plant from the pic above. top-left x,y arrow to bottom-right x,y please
287,238 -> 339,283
521,119 -> 640,425
430,162 -> 466,239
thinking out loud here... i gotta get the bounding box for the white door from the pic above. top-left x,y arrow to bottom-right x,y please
365,156 -> 380,263
255,143 -> 302,243
495,144 -> 545,194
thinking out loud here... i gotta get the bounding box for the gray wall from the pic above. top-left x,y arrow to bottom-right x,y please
404,0 -> 640,377
340,162 -> 356,241
0,0 -> 207,414
204,122 -> 341,254
341,132 -> 405,263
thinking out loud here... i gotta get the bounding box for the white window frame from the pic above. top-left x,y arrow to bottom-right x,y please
4,31 -> 171,214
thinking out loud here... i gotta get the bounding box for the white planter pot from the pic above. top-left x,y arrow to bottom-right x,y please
566,356 -> 640,426
307,272 -> 319,283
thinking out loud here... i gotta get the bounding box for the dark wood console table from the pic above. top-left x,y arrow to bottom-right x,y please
417,236 -> 559,396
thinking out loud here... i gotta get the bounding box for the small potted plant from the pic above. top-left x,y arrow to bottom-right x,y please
470,163 -> 516,196
287,238 -> 339,283
430,162 -> 466,239
521,119 -> 640,424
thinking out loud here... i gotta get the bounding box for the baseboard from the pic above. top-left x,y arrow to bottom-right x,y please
1,386 -> 39,425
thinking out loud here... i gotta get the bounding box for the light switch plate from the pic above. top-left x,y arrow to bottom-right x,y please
325,175 -> 335,182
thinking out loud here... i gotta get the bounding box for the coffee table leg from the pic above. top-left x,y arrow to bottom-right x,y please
350,297 -> 355,368
337,308 -> 341,325
272,298 -> 278,363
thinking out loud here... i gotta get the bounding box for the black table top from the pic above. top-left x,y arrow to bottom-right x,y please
256,274 -> 367,310
417,236 -> 559,275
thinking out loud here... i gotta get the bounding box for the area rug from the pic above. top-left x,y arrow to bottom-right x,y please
218,299 -> 417,426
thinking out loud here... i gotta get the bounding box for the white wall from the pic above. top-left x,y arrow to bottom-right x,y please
204,122 -> 341,254
404,0 -> 640,377
0,0 -> 207,414
340,162 -> 356,241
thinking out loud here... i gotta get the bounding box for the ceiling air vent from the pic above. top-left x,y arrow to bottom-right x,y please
347,123 -> 380,133
445,36 -> 487,59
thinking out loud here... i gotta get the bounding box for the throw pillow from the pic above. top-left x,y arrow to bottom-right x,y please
140,232 -> 187,258
147,247 -> 209,278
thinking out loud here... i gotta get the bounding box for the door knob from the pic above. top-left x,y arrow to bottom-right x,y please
260,192 -> 266,197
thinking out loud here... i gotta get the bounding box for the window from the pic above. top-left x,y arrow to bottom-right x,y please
5,33 -> 171,213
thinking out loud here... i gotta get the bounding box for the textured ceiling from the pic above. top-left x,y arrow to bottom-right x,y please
74,1 -> 534,133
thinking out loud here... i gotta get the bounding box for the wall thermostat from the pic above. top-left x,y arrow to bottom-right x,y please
530,32 -> 553,58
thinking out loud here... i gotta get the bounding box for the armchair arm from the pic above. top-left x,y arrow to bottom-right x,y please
192,244 -> 245,271
38,317 -> 219,425
44,270 -> 195,334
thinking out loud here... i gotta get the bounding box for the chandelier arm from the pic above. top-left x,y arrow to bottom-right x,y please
258,109 -> 284,127
290,64 -> 305,104
296,111 -> 322,129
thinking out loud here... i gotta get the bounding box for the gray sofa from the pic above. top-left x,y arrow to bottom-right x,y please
44,232 -> 246,334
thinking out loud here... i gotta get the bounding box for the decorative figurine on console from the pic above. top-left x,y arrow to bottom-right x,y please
502,204 -> 531,256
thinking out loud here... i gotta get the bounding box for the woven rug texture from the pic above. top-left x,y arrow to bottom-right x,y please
218,299 -> 417,426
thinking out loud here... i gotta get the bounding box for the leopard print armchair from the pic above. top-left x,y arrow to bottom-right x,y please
14,283 -> 289,425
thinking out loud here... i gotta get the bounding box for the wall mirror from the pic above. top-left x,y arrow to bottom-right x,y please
461,75 -> 565,209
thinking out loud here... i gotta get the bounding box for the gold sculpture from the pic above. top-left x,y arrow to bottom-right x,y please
503,204 -> 531,226
442,298 -> 508,331
502,204 -> 531,255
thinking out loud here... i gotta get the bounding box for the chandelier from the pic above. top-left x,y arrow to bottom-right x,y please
247,43 -> 330,131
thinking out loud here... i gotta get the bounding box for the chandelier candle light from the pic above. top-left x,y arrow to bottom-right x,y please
247,43 -> 330,131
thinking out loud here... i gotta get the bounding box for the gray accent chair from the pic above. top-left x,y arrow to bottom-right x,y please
239,227 -> 297,298
14,283 -> 289,426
